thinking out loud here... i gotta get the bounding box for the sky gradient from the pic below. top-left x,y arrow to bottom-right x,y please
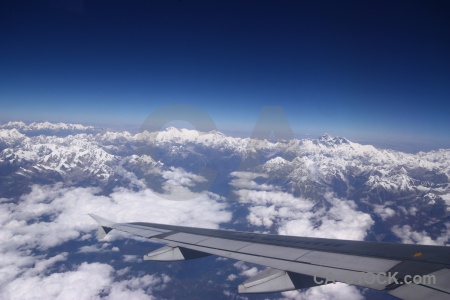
1,0 -> 449,148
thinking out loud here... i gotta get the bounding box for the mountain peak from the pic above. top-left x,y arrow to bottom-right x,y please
319,133 -> 333,141
0,121 -> 94,132
164,126 -> 181,132
317,133 -> 349,145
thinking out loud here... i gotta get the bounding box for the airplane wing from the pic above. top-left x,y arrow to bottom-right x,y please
89,214 -> 450,299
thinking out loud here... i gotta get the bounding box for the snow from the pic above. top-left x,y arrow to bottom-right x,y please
2,121 -> 450,202
440,194 -> 450,206
0,121 -> 94,133
2,120 -> 449,300
0,129 -> 27,144
1,133 -> 117,181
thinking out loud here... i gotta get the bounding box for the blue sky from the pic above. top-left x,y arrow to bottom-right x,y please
1,0 -> 449,147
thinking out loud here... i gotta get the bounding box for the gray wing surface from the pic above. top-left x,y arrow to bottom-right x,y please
89,214 -> 450,298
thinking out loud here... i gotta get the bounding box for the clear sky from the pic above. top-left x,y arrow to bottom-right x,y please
1,0 -> 449,147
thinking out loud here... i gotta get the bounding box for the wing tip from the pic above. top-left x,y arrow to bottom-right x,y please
89,213 -> 115,240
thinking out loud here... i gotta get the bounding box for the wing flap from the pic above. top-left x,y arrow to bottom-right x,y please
238,268 -> 296,293
143,246 -> 211,261
388,268 -> 450,299
426,268 -> 450,293
297,251 -> 401,273
238,268 -> 324,294
388,283 -> 450,300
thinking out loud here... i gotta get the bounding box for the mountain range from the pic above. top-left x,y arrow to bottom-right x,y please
1,122 -> 449,236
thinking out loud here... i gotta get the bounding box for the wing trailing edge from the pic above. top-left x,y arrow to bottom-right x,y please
88,214 -> 450,299
238,268 -> 323,293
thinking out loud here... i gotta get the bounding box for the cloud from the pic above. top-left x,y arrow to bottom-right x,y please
227,274 -> 238,281
78,243 -> 113,253
1,183 -> 230,249
162,166 -> 206,187
2,262 -> 113,300
279,194 -> 374,240
281,283 -> 364,300
123,255 -> 142,263
234,186 -> 373,240
114,161 -> 148,190
0,182 -> 230,299
240,267 -> 258,278
229,172 -> 276,191
117,161 -> 210,200
373,205 -> 396,221
391,224 -> 450,245
24,252 -> 68,277
233,261 -> 259,278
107,273 -> 171,300
1,262 -> 171,300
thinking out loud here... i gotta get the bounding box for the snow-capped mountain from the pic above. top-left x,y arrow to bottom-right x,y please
0,121 -> 98,136
0,121 -> 449,300
0,122 -> 449,228
0,128 -> 27,148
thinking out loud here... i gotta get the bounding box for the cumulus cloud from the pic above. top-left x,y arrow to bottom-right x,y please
117,162 -> 212,201
1,183 -> 230,249
373,205 -> 396,221
115,161 -> 148,190
146,166 -> 216,201
229,171 -> 277,191
281,283 -> 364,300
162,166 -> 206,187
2,262 -> 113,299
240,267 -> 258,278
0,182 -> 230,299
24,252 -> 69,277
227,274 -> 238,281
279,194 -> 374,240
233,261 -> 259,278
123,255 -> 142,263
1,262 -> 170,300
107,273 -> 171,300
234,184 -> 374,240
391,224 -> 450,245
78,243 -> 113,253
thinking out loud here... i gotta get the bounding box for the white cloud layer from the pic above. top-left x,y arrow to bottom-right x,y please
279,194 -> 374,241
232,175 -> 374,240
162,166 -> 206,187
2,262 -> 170,300
373,205 -> 396,221
281,283 -> 364,300
391,224 -> 450,245
229,171 -> 276,191
0,183 -> 230,299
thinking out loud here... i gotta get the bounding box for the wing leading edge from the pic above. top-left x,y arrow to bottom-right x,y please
89,214 -> 450,299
